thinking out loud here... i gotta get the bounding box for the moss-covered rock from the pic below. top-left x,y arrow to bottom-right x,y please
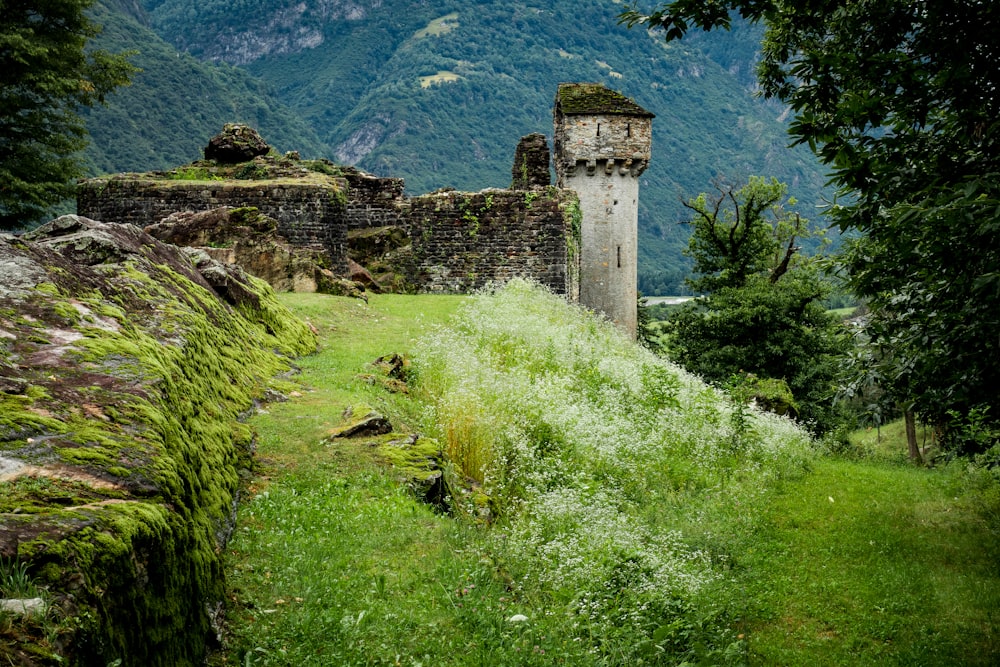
315,271 -> 368,301
749,377 -> 799,418
322,404 -> 392,439
0,217 -> 315,665
729,373 -> 800,418
356,353 -> 412,394
376,433 -> 446,505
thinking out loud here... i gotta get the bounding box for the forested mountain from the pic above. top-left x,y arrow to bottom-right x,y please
85,0 -> 830,294
81,0 -> 325,175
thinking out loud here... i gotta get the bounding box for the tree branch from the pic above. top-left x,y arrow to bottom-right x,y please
770,213 -> 801,284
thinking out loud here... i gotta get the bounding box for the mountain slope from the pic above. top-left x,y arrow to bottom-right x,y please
81,0 -> 326,174
96,0 -> 830,294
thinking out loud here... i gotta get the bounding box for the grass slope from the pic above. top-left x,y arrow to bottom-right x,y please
738,459 -> 1000,664
212,289 -> 1000,666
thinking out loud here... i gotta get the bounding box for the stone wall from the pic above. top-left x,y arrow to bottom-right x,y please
405,188 -> 580,298
0,217 -> 317,665
341,169 -> 407,231
511,133 -> 552,190
77,178 -> 349,274
76,167 -> 581,297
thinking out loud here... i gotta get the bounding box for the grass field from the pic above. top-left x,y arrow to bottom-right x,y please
210,289 -> 1000,666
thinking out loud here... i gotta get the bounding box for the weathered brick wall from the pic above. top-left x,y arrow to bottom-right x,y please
341,170 -> 407,231
77,178 -> 349,274
404,188 -> 580,297
76,175 -> 580,297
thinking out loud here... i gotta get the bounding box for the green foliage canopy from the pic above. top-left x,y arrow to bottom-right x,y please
667,177 -> 845,431
684,175 -> 796,292
623,0 -> 1000,442
842,181 -> 1000,438
0,0 -> 135,229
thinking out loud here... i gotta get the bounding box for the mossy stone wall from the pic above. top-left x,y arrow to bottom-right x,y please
0,218 -> 316,665
405,188 -> 580,297
75,173 -> 580,297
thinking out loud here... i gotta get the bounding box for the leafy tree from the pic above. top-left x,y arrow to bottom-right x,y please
1,0 -> 135,229
684,175 -> 801,292
665,177 -> 846,432
621,0 -> 1000,449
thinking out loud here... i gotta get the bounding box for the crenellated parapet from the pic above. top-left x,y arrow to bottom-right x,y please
561,156 -> 649,179
553,83 -> 652,183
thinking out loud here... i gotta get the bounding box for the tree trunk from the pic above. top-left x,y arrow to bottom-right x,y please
905,410 -> 923,464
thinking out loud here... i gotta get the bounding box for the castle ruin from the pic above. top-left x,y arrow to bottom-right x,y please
77,83 -> 652,336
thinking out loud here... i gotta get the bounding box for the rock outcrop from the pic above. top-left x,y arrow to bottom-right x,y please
145,206 -> 349,294
204,123 -> 271,163
0,216 -> 316,666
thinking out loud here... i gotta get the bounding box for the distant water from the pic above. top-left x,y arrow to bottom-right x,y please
643,296 -> 693,305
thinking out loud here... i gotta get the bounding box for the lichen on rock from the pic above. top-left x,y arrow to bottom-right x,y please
323,404 -> 392,439
0,216 -> 316,665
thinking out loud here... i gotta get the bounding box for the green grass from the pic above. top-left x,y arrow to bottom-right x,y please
735,459 -> 1000,665
827,306 -> 859,319
414,13 -> 460,39
215,293 -> 480,665
847,417 -> 938,461
237,293 -> 465,464
0,558 -> 40,599
212,288 -> 1000,666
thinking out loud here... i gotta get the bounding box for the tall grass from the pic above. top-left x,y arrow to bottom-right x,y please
414,279 -> 816,661
0,557 -> 39,599
216,285 -> 1000,666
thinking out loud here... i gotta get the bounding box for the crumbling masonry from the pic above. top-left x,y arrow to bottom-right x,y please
78,83 -> 652,335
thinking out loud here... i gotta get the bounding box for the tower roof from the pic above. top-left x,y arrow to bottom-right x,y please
554,83 -> 654,118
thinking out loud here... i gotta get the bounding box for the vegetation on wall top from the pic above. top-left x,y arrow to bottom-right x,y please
555,82 -> 654,116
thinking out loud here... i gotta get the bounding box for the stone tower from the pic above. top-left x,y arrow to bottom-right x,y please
553,83 -> 653,338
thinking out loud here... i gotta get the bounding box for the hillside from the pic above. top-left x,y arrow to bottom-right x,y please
212,286 -> 1000,665
85,0 -> 831,294
81,0 -> 325,175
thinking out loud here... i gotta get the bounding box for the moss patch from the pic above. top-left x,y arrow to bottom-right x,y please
88,153 -> 346,190
555,82 -> 654,116
377,433 -> 444,486
0,220 -> 316,665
